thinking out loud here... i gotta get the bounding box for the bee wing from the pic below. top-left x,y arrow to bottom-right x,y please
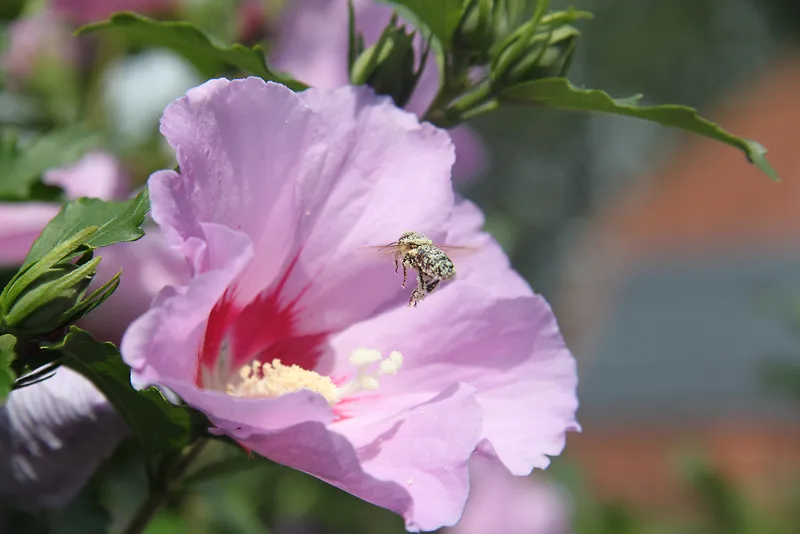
355,244 -> 400,260
435,244 -> 479,259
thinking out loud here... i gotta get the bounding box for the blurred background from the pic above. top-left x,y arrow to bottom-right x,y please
3,0 -> 800,532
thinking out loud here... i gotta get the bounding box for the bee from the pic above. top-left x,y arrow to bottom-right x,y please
369,231 -> 472,307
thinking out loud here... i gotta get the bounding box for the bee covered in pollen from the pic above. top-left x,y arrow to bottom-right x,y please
370,231 -> 471,307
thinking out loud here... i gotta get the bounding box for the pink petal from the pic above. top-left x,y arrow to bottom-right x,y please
271,0 -> 354,89
448,460 -> 572,534
154,78 -> 455,332
241,382 -> 482,532
329,279 -> 578,476
78,227 -> 190,344
120,222 -> 253,386
153,78 -> 317,285
43,151 -> 129,200
271,0 -> 484,183
446,199 -> 532,298
283,85 -> 455,330
0,368 -> 128,507
175,385 -> 334,438
449,126 -> 488,185
1,11 -> 76,86
0,203 -> 60,265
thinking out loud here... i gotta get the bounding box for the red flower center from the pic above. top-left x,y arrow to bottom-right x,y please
196,260 -> 327,388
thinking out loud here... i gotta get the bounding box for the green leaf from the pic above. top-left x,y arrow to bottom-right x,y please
377,0 -> 466,46
24,189 -> 150,267
56,327 -> 205,457
78,13 -> 306,91
498,78 -> 779,181
0,334 -> 17,400
0,126 -> 101,200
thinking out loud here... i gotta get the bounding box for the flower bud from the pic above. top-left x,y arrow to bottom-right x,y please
0,227 -> 120,337
491,22 -> 580,87
350,21 -> 417,108
454,0 -> 495,56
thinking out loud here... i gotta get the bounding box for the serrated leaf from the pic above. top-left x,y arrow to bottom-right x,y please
377,0 -> 466,46
24,189 -> 150,267
56,327 -> 205,456
0,126 -> 101,200
498,78 -> 778,181
0,334 -> 17,400
78,13 -> 306,91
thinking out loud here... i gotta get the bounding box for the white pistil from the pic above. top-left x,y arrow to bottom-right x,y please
336,348 -> 405,399
225,348 -> 404,405
379,351 -> 404,375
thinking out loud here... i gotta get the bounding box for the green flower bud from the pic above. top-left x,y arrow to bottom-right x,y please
491,22 -> 580,86
351,21 -> 418,108
0,227 -> 120,337
454,0 -> 495,56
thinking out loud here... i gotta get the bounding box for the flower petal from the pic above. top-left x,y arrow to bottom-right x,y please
175,385 -> 334,438
154,78 -> 318,286
121,222 -> 253,386
449,126 -> 487,185
242,382 -> 481,532
283,85 -> 455,330
154,78 -> 456,332
0,203 -> 60,265
270,0 -> 484,183
445,199 -> 532,299
1,11 -> 76,87
447,460 -> 572,534
43,151 -> 128,200
329,280 -> 578,477
0,368 -> 127,507
79,227 -> 189,344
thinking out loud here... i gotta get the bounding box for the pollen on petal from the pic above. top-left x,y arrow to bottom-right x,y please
227,359 -> 340,405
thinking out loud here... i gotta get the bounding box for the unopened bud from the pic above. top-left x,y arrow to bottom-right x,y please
491,23 -> 579,86
454,0 -> 495,55
0,227 -> 119,337
351,21 -> 418,107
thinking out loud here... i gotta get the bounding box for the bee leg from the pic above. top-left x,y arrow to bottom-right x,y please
408,288 -> 422,307
394,252 -> 400,274
401,262 -> 409,288
415,270 -> 426,294
407,271 -> 427,307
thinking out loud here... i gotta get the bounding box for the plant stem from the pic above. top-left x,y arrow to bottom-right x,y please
122,440 -> 208,534
122,487 -> 167,534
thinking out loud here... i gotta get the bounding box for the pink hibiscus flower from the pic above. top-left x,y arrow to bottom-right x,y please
1,11 -> 77,87
0,151 -> 187,506
121,77 -> 578,531
447,460 -> 573,534
270,0 -> 487,184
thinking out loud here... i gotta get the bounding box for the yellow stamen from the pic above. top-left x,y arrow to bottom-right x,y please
225,349 -> 405,405
227,359 -> 340,405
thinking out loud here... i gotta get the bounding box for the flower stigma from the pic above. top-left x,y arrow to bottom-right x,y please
226,349 -> 404,405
